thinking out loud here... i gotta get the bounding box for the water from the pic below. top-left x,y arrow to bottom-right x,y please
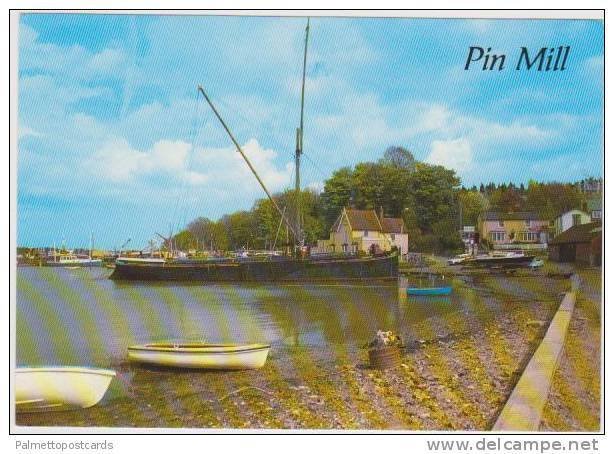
16,266 -> 556,368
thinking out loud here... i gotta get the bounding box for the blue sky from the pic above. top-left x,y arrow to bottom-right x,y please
17,14 -> 603,249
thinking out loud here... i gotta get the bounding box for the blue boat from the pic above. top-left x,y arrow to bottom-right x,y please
407,286 -> 452,296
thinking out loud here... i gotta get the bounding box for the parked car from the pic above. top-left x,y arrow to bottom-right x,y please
447,253 -> 471,265
528,258 -> 544,269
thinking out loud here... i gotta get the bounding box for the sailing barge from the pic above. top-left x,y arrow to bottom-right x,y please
110,20 -> 399,283
110,253 -> 398,281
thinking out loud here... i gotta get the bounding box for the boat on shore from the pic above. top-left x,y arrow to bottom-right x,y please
128,343 -> 271,370
15,367 -> 115,412
464,252 -> 535,268
407,286 -> 452,296
406,273 -> 453,296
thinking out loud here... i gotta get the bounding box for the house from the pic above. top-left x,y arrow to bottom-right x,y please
552,209 -> 591,238
477,211 -> 549,249
548,221 -> 601,266
316,208 -> 408,255
585,196 -> 602,222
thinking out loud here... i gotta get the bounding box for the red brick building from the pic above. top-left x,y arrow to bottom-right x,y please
548,221 -> 602,266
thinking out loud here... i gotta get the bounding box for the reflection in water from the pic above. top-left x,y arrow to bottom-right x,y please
16,267 -> 544,368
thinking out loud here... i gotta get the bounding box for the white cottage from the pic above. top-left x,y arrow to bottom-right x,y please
552,209 -> 591,238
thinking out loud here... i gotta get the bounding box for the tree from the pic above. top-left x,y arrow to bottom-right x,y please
379,146 -> 416,172
173,230 -> 196,250
221,211 -> 257,250
321,167 -> 355,228
459,189 -> 490,226
187,217 -> 229,251
408,163 -> 460,233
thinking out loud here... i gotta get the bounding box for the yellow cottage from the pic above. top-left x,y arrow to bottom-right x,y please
316,208 -> 408,255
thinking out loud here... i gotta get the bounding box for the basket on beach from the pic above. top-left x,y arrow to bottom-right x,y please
368,345 -> 402,370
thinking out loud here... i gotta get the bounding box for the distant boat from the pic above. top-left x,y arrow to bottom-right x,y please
44,234 -> 102,267
128,342 -> 271,370
44,254 -> 103,267
15,367 -> 115,412
407,286 -> 453,296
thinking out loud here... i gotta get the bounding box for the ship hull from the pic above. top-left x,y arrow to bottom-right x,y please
465,255 -> 535,268
110,253 -> 398,282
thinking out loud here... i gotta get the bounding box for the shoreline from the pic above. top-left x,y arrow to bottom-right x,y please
16,270 -> 579,430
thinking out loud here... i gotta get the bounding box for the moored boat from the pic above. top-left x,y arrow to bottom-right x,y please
110,252 -> 398,282
15,367 -> 116,412
128,343 -> 271,370
44,254 -> 103,267
464,252 -> 535,268
109,20 -> 400,284
407,286 -> 453,296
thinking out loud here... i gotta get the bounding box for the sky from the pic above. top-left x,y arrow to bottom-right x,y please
16,14 -> 604,249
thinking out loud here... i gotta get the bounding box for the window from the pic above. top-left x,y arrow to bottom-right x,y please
498,221 -> 504,227
363,230 -> 369,237
519,232 -> 537,242
489,232 -> 505,242
572,214 -> 582,226
525,219 -> 531,226
592,210 -> 602,219
390,234 -> 396,241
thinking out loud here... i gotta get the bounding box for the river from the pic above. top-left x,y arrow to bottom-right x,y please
16,266 -> 555,368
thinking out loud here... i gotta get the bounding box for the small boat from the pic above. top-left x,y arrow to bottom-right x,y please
15,367 -> 116,412
128,342 -> 271,370
406,273 -> 453,296
407,286 -> 453,296
465,252 -> 535,268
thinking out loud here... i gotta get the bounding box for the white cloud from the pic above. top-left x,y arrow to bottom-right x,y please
89,138 -> 191,182
426,138 -> 473,172
89,137 -> 292,196
18,125 -> 42,139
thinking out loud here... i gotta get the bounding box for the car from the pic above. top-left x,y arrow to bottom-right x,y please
528,258 -> 544,269
447,253 -> 471,265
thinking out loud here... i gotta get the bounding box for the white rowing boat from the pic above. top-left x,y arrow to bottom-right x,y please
128,343 -> 271,370
15,367 -> 116,412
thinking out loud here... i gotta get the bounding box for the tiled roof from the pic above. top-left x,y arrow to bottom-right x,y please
550,221 -> 602,245
381,217 -> 405,234
481,211 -> 543,221
332,209 -> 382,232
331,208 -> 406,233
345,209 -> 382,231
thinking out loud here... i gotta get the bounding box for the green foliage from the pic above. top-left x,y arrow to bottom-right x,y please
171,142 -> 597,256
173,230 -> 197,250
186,217 -> 229,251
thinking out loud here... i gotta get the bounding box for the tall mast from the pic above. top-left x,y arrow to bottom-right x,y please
197,85 -> 298,240
295,18 -> 310,248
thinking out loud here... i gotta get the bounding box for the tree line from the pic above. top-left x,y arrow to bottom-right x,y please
171,146 -> 600,254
